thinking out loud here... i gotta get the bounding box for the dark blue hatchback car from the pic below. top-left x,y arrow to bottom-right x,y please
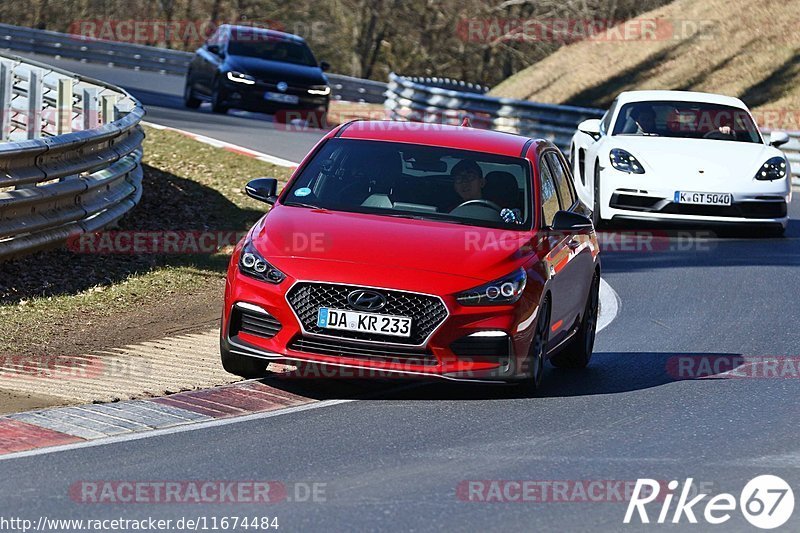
184,24 -> 330,121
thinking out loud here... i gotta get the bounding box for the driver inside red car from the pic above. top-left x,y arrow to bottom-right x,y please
451,159 -> 485,203
449,159 -> 521,224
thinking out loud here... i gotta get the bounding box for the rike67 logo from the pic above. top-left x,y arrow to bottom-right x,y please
624,476 -> 794,529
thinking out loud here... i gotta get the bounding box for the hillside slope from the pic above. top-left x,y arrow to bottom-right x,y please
491,0 -> 800,127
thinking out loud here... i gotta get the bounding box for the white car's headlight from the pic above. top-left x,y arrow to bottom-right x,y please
609,148 -> 645,174
226,71 -> 256,85
308,85 -> 331,96
755,157 -> 788,181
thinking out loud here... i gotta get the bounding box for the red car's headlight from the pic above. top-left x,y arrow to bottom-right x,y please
239,241 -> 286,284
456,268 -> 527,306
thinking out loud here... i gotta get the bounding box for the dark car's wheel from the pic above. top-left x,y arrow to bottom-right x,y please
183,75 -> 201,109
211,78 -> 229,114
318,111 -> 329,129
592,163 -> 605,230
551,272 -> 599,369
518,297 -> 550,395
220,339 -> 267,378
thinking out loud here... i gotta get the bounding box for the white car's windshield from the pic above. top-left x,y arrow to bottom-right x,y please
612,101 -> 762,143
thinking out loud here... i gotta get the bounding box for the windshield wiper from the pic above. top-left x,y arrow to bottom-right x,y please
283,201 -> 326,210
377,212 -> 472,225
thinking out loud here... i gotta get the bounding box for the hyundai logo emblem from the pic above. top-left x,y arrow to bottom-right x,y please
277,81 -> 288,92
347,290 -> 387,312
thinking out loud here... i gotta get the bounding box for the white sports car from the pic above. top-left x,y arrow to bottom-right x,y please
569,90 -> 792,235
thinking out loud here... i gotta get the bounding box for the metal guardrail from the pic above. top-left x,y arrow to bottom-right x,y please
386,73 -> 800,179
0,23 -> 388,104
403,76 -> 489,95
0,51 -> 144,261
385,72 -> 602,152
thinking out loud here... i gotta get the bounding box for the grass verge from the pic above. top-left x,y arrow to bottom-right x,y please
0,125 -> 294,357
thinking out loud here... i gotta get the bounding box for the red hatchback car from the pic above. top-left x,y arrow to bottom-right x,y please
221,121 -> 600,390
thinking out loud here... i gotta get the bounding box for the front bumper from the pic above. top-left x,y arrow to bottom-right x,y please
219,78 -> 329,113
599,170 -> 791,227
222,268 -> 539,382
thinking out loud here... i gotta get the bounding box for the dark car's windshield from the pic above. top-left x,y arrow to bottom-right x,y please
227,32 -> 317,67
283,139 -> 533,230
612,101 -> 762,143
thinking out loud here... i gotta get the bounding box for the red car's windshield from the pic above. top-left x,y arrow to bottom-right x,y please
283,139 -> 533,230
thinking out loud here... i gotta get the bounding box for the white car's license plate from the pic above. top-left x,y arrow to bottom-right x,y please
674,191 -> 732,206
264,91 -> 299,104
317,308 -> 412,337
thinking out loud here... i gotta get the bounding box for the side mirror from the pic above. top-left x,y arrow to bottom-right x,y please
245,178 -> 279,205
578,118 -> 601,139
551,210 -> 593,232
319,60 -> 331,72
769,131 -> 790,148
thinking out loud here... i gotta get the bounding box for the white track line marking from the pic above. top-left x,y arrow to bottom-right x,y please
0,399 -> 354,462
141,121 -> 300,167
597,278 -> 620,333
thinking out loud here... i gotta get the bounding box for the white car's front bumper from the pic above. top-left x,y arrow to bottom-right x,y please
599,169 -> 791,227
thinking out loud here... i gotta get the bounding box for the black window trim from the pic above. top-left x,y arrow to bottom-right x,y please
542,149 -> 578,212
537,153 -> 559,229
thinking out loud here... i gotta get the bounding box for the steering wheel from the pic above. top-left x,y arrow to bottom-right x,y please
453,199 -> 502,212
702,130 -> 734,140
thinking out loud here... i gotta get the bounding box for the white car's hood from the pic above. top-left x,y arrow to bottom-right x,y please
605,136 -> 783,188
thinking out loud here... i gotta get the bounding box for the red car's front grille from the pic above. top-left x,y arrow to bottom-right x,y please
288,336 -> 437,366
286,282 -> 447,346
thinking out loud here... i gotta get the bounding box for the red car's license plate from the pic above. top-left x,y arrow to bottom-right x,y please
317,308 -> 411,337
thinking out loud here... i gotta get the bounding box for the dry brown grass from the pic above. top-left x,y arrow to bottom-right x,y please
490,0 -> 800,124
328,101 -> 387,125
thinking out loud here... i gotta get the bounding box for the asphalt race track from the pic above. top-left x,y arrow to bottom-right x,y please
12,52 -> 325,163
1,55 -> 799,531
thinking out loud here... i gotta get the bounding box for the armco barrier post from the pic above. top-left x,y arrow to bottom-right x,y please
101,94 -> 117,124
82,87 -> 97,130
56,78 -> 73,135
27,69 -> 42,139
0,62 -> 10,141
